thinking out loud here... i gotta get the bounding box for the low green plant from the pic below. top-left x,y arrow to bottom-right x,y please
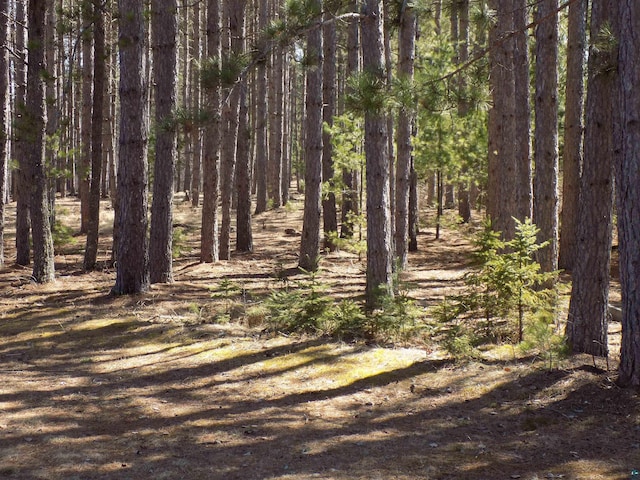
52,221 -> 74,249
172,226 -> 187,259
519,311 -> 569,369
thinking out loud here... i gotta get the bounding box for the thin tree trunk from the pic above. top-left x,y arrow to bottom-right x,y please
254,0 -> 268,214
200,0 -> 221,262
190,1 -> 202,207
236,78 -> 253,253
112,0 -> 150,294
299,0 -> 323,272
84,0 -> 105,271
558,0 -> 587,272
0,0 -> 7,265
149,0 -> 178,283
532,0 -> 559,277
79,2 -> 93,234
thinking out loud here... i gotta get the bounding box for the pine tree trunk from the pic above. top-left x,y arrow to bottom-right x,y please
558,0 -> 587,272
14,1 -> 30,266
236,78 -> 253,253
532,0 -> 559,277
0,0 -> 7,265
456,0 -> 471,224
254,0 -> 268,214
394,1 -> 416,270
200,0 -> 221,263
299,0 -> 323,272
322,11 -> 338,251
25,0 -> 55,283
190,2 -> 202,207
617,0 -> 640,387
112,0 -> 150,294
79,2 -> 93,234
84,0 -> 105,271
566,0 -> 617,357
149,0 -> 178,283
362,0 -> 393,307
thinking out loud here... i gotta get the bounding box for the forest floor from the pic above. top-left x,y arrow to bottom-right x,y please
0,195 -> 638,480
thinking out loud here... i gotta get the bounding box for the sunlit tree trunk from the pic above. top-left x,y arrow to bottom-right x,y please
394,1 -> 416,269
236,79 -> 253,253
617,0 -> 640,387
79,1 -> 93,234
84,0 -> 105,271
24,0 -> 55,283
254,0 -> 268,214
322,10 -> 338,251
200,0 -> 221,262
0,0 -> 7,265
149,0 -> 178,282
566,0 -> 617,358
112,0 -> 150,294
558,0 -> 587,272
456,0 -> 472,224
362,0 -> 393,307
299,0 -> 323,271
190,1 -> 202,207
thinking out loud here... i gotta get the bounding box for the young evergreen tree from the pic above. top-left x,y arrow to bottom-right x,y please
24,0 -> 55,283
112,0 -> 150,294
617,0 -> 640,387
84,0 -> 105,271
149,0 -> 178,283
362,0 -> 393,307
558,0 -> 587,272
566,0 -> 618,357
299,0 -> 323,271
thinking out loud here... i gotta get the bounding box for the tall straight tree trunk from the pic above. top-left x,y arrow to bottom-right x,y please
44,0 -> 57,223
394,1 -> 416,270
532,0 -> 559,277
341,0 -> 359,239
0,0 -> 7,265
149,0 -> 178,283
566,0 -> 618,357
513,0 -> 532,222
190,1 -> 202,207
558,0 -> 587,272
362,0 -> 393,307
79,2 -> 92,234
200,0 -> 221,262
24,0 -> 55,283
487,0 -> 517,240
219,0 -> 245,260
617,0 -> 640,387
322,10 -> 338,251
254,0 -> 269,214
236,78 -> 253,253
112,0 -> 150,294
268,1 -> 283,208
84,0 -> 105,271
456,0 -> 472,224
14,1 -> 30,266
299,0 -> 323,272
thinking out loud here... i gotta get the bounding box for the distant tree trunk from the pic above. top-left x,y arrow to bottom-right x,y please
84,0 -> 105,271
219,0 -> 245,260
14,1 -> 30,266
617,0 -> 640,388
25,0 -> 55,283
254,0 -> 268,214
0,0 -> 7,265
341,0 -> 359,239
362,0 -> 393,307
79,1 -> 93,234
112,0 -> 150,295
149,0 -> 178,283
487,0 -> 517,239
513,0 -> 532,222
322,10 -> 338,251
236,79 -> 253,253
268,3 -> 283,208
200,0 -> 221,262
558,0 -> 587,272
566,0 -> 617,357
190,2 -> 202,207
408,165 -> 418,251
532,0 -> 559,277
299,0 -> 323,272
394,1 -> 416,270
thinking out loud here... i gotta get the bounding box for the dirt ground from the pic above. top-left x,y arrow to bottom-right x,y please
0,196 -> 638,480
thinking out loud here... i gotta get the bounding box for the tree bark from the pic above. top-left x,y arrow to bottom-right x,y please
79,1 -> 93,234
254,0 -> 269,214
566,0 -> 617,357
25,0 -> 55,283
532,0 -> 559,278
235,78 -> 253,253
362,0 -> 393,307
558,0 -> 587,272
615,0 -> 640,386
84,0 -> 105,271
0,0 -> 7,265
112,0 -> 150,295
200,0 -> 221,263
149,0 -> 178,283
299,0 -> 323,272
